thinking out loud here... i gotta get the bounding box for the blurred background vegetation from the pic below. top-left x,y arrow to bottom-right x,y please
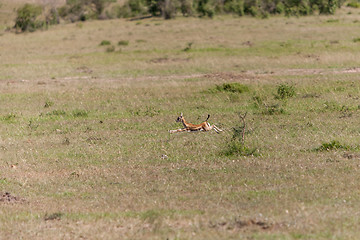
10,0 -> 356,32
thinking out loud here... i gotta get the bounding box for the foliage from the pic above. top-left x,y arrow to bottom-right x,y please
118,40 -> 129,46
223,115 -> 258,156
115,0 -> 149,17
347,1 -> 360,8
116,0 -> 344,19
100,40 -> 112,46
275,83 -> 295,100
223,140 -> 258,156
14,4 -> 43,32
314,140 -> 350,151
58,0 -> 114,22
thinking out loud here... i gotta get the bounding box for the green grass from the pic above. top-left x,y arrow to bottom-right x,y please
1,2 -> 360,239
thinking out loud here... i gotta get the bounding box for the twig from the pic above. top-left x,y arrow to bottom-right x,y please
238,112 -> 247,144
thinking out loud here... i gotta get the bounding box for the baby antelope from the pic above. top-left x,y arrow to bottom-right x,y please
169,113 -> 223,134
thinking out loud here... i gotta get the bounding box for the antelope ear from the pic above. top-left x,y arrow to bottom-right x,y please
180,112 -> 183,117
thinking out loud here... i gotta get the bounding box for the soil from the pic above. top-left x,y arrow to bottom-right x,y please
0,192 -> 23,203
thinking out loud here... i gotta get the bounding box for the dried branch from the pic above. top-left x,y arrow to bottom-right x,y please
238,112 -> 247,144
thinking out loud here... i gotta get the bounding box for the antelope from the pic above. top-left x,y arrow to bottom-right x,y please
169,113 -> 223,134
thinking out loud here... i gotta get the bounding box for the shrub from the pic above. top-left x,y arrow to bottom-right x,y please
347,0 -> 360,8
223,141 -> 258,156
116,0 -> 148,17
14,4 -> 43,32
314,140 -> 350,151
263,103 -> 286,115
117,0 -> 344,19
58,0 -> 113,22
224,0 -> 245,15
275,83 -> 295,100
44,100 -> 54,108
197,0 -> 215,17
106,45 -> 116,52
100,40 -> 111,46
183,42 -> 193,51
47,110 -> 66,116
180,0 -> 194,16
1,113 -> 16,122
162,0 -> 179,19
222,113 -> 258,156
118,40 -> 129,46
72,109 -> 88,117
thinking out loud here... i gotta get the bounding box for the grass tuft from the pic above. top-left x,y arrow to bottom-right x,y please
44,212 -> 63,221
214,83 -> 250,93
71,109 -> 88,118
275,83 -> 295,100
314,140 -> 351,152
99,40 -> 111,46
118,40 -> 129,46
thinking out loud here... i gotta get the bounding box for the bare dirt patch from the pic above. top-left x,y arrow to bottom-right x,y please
343,153 -> 360,160
204,72 -> 257,81
208,217 -> 280,232
149,57 -> 190,64
0,192 -> 24,204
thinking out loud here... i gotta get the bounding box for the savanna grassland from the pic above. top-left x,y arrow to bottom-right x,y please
2,1 -> 360,239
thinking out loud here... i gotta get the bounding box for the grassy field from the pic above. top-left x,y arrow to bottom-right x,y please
2,2 -> 360,239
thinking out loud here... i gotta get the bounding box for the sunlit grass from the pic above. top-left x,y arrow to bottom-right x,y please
1,3 -> 360,239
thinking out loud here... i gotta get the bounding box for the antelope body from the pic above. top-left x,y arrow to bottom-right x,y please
169,113 -> 222,134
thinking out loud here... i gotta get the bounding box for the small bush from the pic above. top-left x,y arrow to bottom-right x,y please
58,0 -> 111,22
224,0 -> 244,16
72,109 -> 88,117
314,140 -> 350,152
180,0 -> 194,16
14,4 -> 43,32
347,1 -> 360,8
117,0 -> 148,18
353,38 -> 360,43
223,141 -> 258,156
1,113 -> 16,122
263,103 -> 286,115
118,40 -> 129,46
100,40 -> 111,46
47,110 -> 66,116
106,45 -> 116,52
44,100 -> 54,108
183,42 -> 193,51
275,83 -> 295,100
215,83 -> 250,93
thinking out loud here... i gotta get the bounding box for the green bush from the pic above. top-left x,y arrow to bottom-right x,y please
197,0 -> 215,17
314,140 -> 350,151
115,0 -> 344,19
275,83 -> 295,99
106,45 -> 116,52
180,0 -> 194,16
58,0 -> 113,22
100,40 -> 111,46
116,0 -> 148,17
347,0 -> 359,7
72,109 -> 88,117
118,40 -> 129,46
223,141 -> 258,156
224,0 -> 245,15
14,4 -> 43,32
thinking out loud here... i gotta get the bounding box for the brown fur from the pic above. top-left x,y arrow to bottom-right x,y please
169,113 -> 222,134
